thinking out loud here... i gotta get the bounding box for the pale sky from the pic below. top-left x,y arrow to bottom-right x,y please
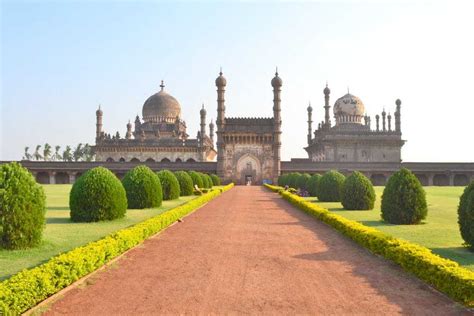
1,1 -> 473,162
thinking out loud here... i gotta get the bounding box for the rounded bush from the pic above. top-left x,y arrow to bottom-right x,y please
122,165 -> 162,209
296,173 -> 311,190
381,168 -> 427,224
174,171 -> 194,196
341,171 -> 376,210
188,171 -> 203,188
318,170 -> 345,202
204,174 -> 213,188
210,174 -> 221,186
307,174 -> 322,197
70,167 -> 127,222
278,174 -> 288,186
198,173 -> 211,189
157,170 -> 180,200
287,172 -> 301,189
0,162 -> 46,249
458,181 -> 474,248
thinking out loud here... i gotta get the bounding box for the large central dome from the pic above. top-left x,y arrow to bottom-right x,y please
142,82 -> 181,122
333,93 -> 366,125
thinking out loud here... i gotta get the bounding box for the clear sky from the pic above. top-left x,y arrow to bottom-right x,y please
1,0 -> 473,162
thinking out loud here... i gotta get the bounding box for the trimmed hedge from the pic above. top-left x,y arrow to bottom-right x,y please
210,174 -> 221,186
157,170 -> 180,200
307,174 -> 322,197
70,167 -> 127,222
174,171 -> 194,196
0,162 -> 46,249
458,181 -> 474,249
318,170 -> 345,202
199,173 -> 211,189
188,171 -> 203,188
341,171 -> 375,210
278,174 -> 289,186
264,184 -> 474,307
381,168 -> 427,224
122,165 -> 162,209
296,173 -> 311,191
0,183 -> 235,314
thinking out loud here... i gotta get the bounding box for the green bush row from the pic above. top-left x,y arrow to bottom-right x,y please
264,184 -> 474,307
0,183 -> 234,315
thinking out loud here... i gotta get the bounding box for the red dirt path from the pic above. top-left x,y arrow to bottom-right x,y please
45,186 -> 468,315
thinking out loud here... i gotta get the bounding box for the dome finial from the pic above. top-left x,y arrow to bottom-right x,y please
275,66 -> 279,76
347,86 -> 350,94
160,80 -> 165,91
219,66 -> 223,76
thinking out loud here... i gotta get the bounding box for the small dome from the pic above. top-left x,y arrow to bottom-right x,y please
324,84 -> 330,95
333,93 -> 365,116
307,103 -> 313,112
215,71 -> 227,87
200,104 -> 206,115
142,82 -> 181,122
96,105 -> 103,116
396,99 -> 401,106
271,72 -> 282,87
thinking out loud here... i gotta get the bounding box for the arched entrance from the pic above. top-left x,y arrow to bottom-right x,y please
236,154 -> 261,185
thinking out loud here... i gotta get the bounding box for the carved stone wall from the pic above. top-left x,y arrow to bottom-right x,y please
96,150 -> 203,163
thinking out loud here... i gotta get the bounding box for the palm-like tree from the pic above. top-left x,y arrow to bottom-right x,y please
73,143 -> 83,162
52,145 -> 62,161
62,146 -> 72,162
43,143 -> 52,161
23,147 -> 32,160
82,143 -> 95,162
33,145 -> 43,161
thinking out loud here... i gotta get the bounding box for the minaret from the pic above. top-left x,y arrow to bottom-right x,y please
215,69 -> 227,178
271,69 -> 283,183
388,113 -> 392,132
382,109 -> 387,132
307,102 -> 313,145
324,83 -> 331,128
209,119 -> 215,145
395,99 -> 401,133
126,120 -> 132,139
200,104 -> 207,145
96,105 -> 103,142
375,114 -> 380,132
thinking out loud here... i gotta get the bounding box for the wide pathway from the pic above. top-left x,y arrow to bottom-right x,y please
45,186 -> 468,315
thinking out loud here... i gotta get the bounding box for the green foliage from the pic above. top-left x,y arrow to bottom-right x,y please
318,170 -> 345,202
458,181 -> 474,249
0,162 -> 46,249
284,172 -> 301,188
174,171 -> 194,196
341,171 -> 376,210
0,184 -> 235,315
296,173 -> 311,190
210,174 -> 221,186
69,167 -> 127,222
381,168 -> 427,224
198,172 -> 210,189
277,174 -> 289,186
307,174 -> 322,197
204,174 -> 213,188
188,171 -> 203,188
122,165 -> 162,209
264,183 -> 474,308
157,170 -> 180,200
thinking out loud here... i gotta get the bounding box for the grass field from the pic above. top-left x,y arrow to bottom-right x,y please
0,184 -> 197,279
308,186 -> 474,271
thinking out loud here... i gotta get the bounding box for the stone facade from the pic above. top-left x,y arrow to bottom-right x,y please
215,71 -> 282,185
305,87 -> 404,163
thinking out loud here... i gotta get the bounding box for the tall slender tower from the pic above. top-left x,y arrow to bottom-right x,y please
271,70 -> 282,183
382,109 -> 387,132
200,104 -> 207,145
395,99 -> 401,133
324,83 -> 331,128
215,70 -> 227,178
96,105 -> 103,142
307,102 -> 313,145
209,119 -> 215,145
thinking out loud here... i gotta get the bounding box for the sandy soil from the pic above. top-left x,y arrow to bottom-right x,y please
44,186 -> 469,315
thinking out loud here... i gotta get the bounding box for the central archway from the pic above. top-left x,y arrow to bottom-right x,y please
236,154 -> 262,185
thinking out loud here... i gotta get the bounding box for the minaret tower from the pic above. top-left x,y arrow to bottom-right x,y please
382,109 -> 387,132
96,105 -> 103,142
271,69 -> 283,183
307,102 -> 313,145
395,99 -> 401,133
126,120 -> 132,139
200,104 -> 207,145
215,69 -> 227,178
209,119 -> 215,145
324,83 -> 331,128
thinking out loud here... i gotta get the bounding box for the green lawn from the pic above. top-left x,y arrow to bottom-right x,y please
306,186 -> 474,271
0,184 -> 197,279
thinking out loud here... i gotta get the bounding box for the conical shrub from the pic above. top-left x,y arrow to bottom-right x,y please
341,171 -> 376,210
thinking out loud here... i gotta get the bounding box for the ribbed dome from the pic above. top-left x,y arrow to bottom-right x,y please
333,93 -> 365,116
142,83 -> 181,122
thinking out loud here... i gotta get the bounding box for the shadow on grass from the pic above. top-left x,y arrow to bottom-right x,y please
46,217 -> 71,224
47,206 -> 69,211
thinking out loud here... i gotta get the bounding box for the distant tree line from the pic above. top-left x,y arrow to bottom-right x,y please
22,143 -> 95,162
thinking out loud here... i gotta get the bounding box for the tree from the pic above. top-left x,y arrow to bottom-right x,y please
82,143 -> 94,162
62,146 -> 73,162
43,143 -> 52,161
33,145 -> 43,161
23,147 -> 32,161
52,145 -> 62,161
73,143 -> 83,162
458,181 -> 474,249
341,171 -> 376,210
318,170 -> 346,202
